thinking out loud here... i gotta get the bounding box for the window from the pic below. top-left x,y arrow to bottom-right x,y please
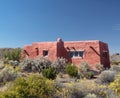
43,50 -> 48,56
70,51 -> 84,58
79,51 -> 84,57
35,48 -> 39,56
74,51 -> 78,56
70,51 -> 74,58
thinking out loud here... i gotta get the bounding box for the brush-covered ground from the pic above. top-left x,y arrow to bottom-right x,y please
0,48 -> 120,98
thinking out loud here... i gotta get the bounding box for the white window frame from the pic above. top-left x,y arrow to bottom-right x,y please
70,50 -> 84,58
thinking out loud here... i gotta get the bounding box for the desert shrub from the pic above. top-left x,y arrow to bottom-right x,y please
0,61 -> 5,69
79,62 -> 91,71
96,70 -> 117,84
64,79 -> 99,98
42,67 -> 57,80
52,57 -> 67,73
0,74 -> 56,98
74,80 -> 97,96
73,80 -> 115,98
34,57 -> 52,73
79,62 -> 95,79
83,71 -> 95,79
109,74 -> 120,97
54,81 -> 84,98
9,60 -> 19,67
55,79 -> 117,98
84,93 -> 98,98
92,85 -> 112,98
3,48 -> 21,62
66,63 -> 78,77
0,67 -> 17,84
20,58 -> 37,72
96,64 -> 104,72
111,61 -> 119,65
59,72 -> 63,78
68,88 -> 84,98
20,57 -> 52,73
110,65 -> 120,72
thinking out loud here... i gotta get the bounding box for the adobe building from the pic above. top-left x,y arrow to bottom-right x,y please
22,38 -> 110,68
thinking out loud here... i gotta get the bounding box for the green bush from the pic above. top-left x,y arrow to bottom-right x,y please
42,67 -> 57,80
66,63 -> 78,77
3,48 -> 21,62
0,74 -> 56,98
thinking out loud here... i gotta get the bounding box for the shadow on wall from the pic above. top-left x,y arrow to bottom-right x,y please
90,46 -> 100,57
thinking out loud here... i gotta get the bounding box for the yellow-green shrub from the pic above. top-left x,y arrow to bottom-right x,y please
42,67 -> 57,80
66,63 -> 78,77
0,74 -> 56,98
109,74 -> 120,96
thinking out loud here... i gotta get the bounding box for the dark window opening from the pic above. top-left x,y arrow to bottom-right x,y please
43,50 -> 48,56
79,51 -> 84,57
74,51 -> 78,56
35,48 -> 39,56
70,51 -> 84,58
70,51 -> 74,58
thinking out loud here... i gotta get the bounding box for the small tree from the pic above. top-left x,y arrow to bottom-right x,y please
42,67 -> 57,80
4,48 -> 21,62
66,63 -> 78,78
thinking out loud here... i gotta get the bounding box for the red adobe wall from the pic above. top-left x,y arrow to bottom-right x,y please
57,40 -> 101,68
22,38 -> 110,69
23,42 -> 58,61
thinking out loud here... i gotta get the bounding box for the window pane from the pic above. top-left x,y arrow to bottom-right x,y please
74,51 -> 78,56
43,50 -> 48,56
78,51 -> 84,57
70,51 -> 74,58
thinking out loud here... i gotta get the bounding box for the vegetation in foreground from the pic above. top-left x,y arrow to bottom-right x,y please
0,50 -> 120,98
